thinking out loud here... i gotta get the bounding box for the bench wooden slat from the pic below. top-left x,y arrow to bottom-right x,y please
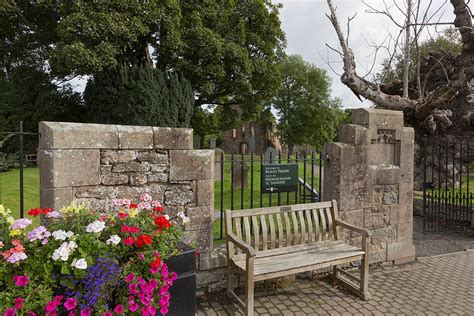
276,213 -> 284,248
229,201 -> 333,217
283,211 -> 291,246
298,210 -> 306,244
268,213 -> 276,249
319,208 -> 327,241
305,209 -> 313,242
260,215 -> 268,251
243,216 -> 251,246
252,216 -> 259,250
291,211 -> 299,245
326,207 -> 334,240
312,208 -> 320,242
235,217 -> 243,255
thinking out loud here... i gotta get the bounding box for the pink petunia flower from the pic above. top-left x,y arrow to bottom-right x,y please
160,307 -> 168,315
64,298 -> 76,311
129,283 -> 138,294
27,311 -> 37,316
45,301 -> 57,312
14,297 -> 25,310
125,273 -> 135,283
102,311 -> 112,316
128,301 -> 139,312
80,309 -> 91,316
114,305 -> 124,314
4,308 -> 15,316
13,275 -> 29,287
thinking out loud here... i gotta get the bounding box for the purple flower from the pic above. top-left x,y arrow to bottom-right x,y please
46,211 -> 61,219
27,226 -> 51,242
11,218 -> 32,230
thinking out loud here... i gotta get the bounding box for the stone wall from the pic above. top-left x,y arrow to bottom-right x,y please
323,108 -> 416,264
39,122 -> 214,253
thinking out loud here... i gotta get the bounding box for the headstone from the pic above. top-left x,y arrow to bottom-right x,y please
248,136 -> 256,153
193,135 -> 201,149
209,138 -> 216,149
214,148 -> 224,182
232,161 -> 248,189
264,146 -> 277,164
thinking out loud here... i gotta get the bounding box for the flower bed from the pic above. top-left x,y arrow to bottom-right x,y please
0,194 -> 190,315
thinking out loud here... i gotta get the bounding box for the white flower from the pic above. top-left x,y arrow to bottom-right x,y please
85,220 -> 106,233
71,258 -> 87,270
52,230 -> 74,241
177,211 -> 190,224
106,235 -> 121,246
164,214 -> 170,220
52,241 -> 77,261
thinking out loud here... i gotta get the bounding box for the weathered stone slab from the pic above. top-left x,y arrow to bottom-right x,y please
186,206 -> 213,231
117,125 -> 153,149
387,241 -> 415,262
197,180 -> 214,207
164,185 -> 195,206
169,150 -> 213,180
40,187 -> 73,210
129,174 -> 148,186
39,122 -> 119,149
101,150 -> 137,164
74,186 -> 109,199
112,161 -> 149,173
40,149 -> 100,188
182,229 -> 213,253
153,127 -> 193,150
137,151 -> 168,164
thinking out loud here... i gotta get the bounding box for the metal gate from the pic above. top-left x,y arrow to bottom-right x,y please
214,150 -> 324,240
422,137 -> 473,232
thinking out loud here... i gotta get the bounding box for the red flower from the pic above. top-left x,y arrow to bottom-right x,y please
150,256 -> 161,269
27,208 -> 42,217
129,203 -> 138,209
123,237 -> 136,246
153,206 -> 164,213
154,216 -> 172,229
121,225 -> 131,233
136,235 -> 152,248
118,212 -> 129,219
42,208 -> 53,215
130,226 -> 140,233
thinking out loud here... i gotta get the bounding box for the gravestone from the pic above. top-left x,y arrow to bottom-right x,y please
193,135 -> 201,149
248,136 -> 256,153
264,146 -> 277,164
232,161 -> 248,189
209,138 -> 216,149
214,148 -> 224,182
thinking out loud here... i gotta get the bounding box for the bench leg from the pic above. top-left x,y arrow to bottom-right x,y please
360,252 -> 371,300
227,264 -> 234,298
332,265 -> 338,286
245,257 -> 254,316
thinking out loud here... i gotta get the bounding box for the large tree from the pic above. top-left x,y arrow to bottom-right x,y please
325,0 -> 474,135
51,0 -> 286,112
271,55 -> 347,151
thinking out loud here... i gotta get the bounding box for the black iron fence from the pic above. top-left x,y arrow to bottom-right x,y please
422,137 -> 473,232
0,122 -> 39,218
214,151 -> 324,240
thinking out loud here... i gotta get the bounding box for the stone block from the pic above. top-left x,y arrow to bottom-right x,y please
40,187 -> 73,210
40,149 -> 100,188
169,150 -> 214,181
197,180 -> 214,206
137,151 -> 168,164
371,226 -> 397,245
39,121 -> 119,149
153,127 -> 193,150
390,206 -> 412,224
352,108 -> 404,131
101,172 -> 129,186
186,206 -> 213,231
112,161 -> 149,173
74,186 -> 108,199
397,222 -> 413,241
364,209 -> 390,228
117,125 -> 153,149
339,124 -> 369,145
182,229 -> 213,253
369,247 -> 387,264
106,184 -> 165,202
148,169 -> 168,183
387,241 -> 416,262
338,209 -> 364,227
129,174 -> 148,186
101,150 -> 137,164
164,185 -> 195,206
73,198 -> 108,212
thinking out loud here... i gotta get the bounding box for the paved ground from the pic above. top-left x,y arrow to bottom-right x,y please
197,251 -> 474,315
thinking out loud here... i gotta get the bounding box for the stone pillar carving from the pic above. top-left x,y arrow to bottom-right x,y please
39,122 -> 214,253
323,109 -> 415,264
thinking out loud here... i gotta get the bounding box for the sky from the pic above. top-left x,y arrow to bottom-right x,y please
276,0 -> 458,108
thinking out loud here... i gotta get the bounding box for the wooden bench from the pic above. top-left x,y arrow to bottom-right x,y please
225,200 -> 372,315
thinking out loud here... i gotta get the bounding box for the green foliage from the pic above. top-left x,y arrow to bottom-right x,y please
378,28 -> 462,85
84,64 -> 193,127
0,153 -> 19,172
271,55 -> 346,150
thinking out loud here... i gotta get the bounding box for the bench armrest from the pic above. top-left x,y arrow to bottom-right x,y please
227,232 -> 256,257
335,219 -> 373,237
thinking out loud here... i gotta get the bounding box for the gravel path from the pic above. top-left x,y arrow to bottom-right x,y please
413,215 -> 474,257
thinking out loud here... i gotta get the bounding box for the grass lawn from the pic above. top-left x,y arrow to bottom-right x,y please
0,167 -> 40,220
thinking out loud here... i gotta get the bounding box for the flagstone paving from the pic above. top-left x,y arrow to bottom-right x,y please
197,250 -> 474,315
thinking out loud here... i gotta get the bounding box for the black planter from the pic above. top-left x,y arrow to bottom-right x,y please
165,243 -> 196,316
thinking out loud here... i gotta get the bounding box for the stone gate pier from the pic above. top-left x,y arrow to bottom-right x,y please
324,108 -> 416,264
